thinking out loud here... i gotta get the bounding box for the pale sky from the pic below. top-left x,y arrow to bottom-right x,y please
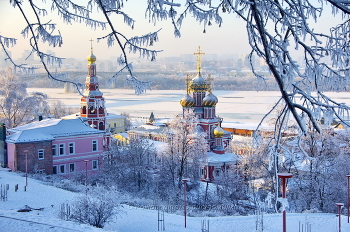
0,0 -> 343,62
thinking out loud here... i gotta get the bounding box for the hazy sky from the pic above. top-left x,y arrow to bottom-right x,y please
0,0 -> 343,63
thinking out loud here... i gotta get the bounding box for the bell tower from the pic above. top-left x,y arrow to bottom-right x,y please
80,39 -> 107,131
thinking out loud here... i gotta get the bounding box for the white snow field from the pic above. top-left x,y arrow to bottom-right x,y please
0,168 -> 349,232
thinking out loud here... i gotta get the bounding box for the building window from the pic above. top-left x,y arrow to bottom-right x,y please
92,160 -> 98,170
52,144 -> 57,156
215,169 -> 220,177
69,143 -> 75,155
92,140 -> 98,152
53,165 -> 58,174
60,164 -> 65,174
38,149 -> 44,160
59,144 -> 65,156
69,163 -> 75,172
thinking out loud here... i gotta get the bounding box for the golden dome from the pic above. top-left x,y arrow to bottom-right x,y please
87,53 -> 96,64
87,38 -> 96,64
180,94 -> 195,107
202,92 -> 218,107
189,74 -> 210,92
213,126 -> 225,138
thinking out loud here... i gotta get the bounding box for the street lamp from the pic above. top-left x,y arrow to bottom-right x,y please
278,173 -> 293,232
24,150 -> 28,187
336,203 -> 344,232
346,175 -> 350,223
182,178 -> 188,228
84,160 -> 89,187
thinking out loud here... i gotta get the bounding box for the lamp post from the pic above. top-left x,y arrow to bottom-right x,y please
84,160 -> 89,187
24,150 -> 28,187
346,175 -> 350,223
278,173 -> 293,232
336,203 -> 344,232
182,178 -> 188,228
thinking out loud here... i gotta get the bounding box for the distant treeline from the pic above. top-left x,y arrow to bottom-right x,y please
26,71 -> 349,92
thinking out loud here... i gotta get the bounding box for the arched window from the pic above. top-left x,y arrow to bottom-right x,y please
89,106 -> 94,114
99,122 -> 104,130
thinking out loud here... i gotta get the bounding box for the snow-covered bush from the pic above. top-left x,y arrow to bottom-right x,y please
60,186 -> 122,228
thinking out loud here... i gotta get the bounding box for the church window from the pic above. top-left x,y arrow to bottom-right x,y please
215,169 -> 220,177
99,122 -> 104,130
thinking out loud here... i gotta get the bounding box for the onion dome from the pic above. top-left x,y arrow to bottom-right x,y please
189,74 -> 209,92
180,94 -> 195,107
213,126 -> 225,138
87,39 -> 97,64
202,92 -> 218,107
87,53 -> 96,64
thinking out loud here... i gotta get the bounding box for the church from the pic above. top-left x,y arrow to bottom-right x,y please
179,47 -> 240,182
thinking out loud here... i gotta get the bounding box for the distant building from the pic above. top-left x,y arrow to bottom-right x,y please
6,118 -> 105,175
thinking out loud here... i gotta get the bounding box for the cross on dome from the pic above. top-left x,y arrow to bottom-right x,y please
194,46 -> 205,74
206,74 -> 214,93
89,38 -> 94,54
184,73 -> 192,94
87,38 -> 96,64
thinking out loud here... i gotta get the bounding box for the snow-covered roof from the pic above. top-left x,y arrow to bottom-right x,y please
6,118 -> 104,144
205,152 -> 240,164
129,124 -> 168,135
222,121 -> 273,131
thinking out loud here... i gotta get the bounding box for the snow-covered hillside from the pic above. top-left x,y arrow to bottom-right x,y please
0,168 -> 349,232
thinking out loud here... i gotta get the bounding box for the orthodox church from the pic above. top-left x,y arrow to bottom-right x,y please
180,47 -> 240,182
80,41 -> 107,131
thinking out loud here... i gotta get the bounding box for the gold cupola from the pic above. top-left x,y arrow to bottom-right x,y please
213,117 -> 225,138
180,74 -> 195,107
87,39 -> 97,64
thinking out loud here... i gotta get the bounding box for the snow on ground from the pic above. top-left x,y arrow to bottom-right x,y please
0,168 -> 349,232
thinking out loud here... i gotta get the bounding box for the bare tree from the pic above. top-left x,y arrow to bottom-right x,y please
60,186 -> 121,228
162,110 -> 208,190
0,67 -> 49,128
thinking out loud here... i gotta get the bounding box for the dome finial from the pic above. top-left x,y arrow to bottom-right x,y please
194,46 -> 205,74
90,38 -> 94,55
206,74 -> 214,93
87,38 -> 96,64
185,73 -> 191,94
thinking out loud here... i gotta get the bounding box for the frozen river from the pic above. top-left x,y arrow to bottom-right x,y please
28,88 -> 350,124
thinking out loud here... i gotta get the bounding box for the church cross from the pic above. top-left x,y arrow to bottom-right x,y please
89,38 -> 94,54
184,73 -> 192,94
206,74 -> 214,93
194,46 -> 205,73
